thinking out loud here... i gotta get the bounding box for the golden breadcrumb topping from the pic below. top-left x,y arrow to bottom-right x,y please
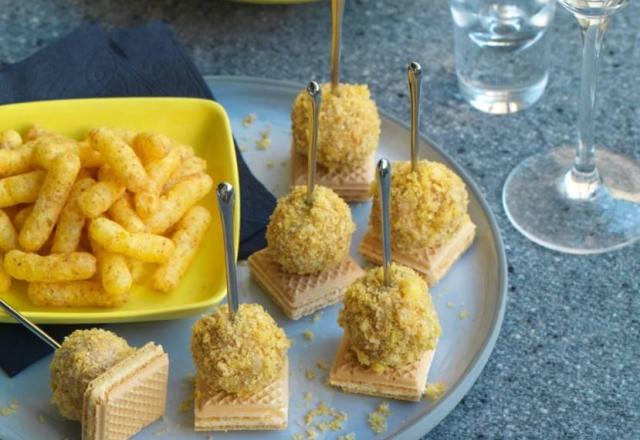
266,185 -> 355,274
368,402 -> 391,434
0,400 -> 18,416
292,83 -> 380,171
191,303 -> 290,396
424,382 -> 447,401
338,264 -> 441,372
370,161 -> 469,251
50,329 -> 134,421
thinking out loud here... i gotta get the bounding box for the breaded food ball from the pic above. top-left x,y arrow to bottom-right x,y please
191,303 -> 290,396
338,264 -> 441,373
266,185 -> 355,275
292,83 -> 380,171
50,329 -> 134,421
370,161 -> 469,251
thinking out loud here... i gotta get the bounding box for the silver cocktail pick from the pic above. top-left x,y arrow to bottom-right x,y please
216,182 -> 239,321
306,81 -> 322,205
407,61 -> 422,172
0,298 -> 60,350
377,158 -> 392,286
330,0 -> 345,94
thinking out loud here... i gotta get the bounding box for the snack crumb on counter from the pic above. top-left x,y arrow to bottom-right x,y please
242,113 -> 256,127
0,400 -> 18,416
303,329 -> 315,341
312,311 -> 323,322
292,434 -> 304,440
304,391 -> 313,401
424,382 -> 447,401
266,159 -> 275,168
368,402 -> 391,434
153,426 -> 170,436
447,301 -> 455,308
256,126 -> 271,150
338,434 -> 356,440
458,310 -> 469,320
316,360 -> 329,370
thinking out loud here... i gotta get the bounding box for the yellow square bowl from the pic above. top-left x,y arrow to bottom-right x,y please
0,97 -> 239,323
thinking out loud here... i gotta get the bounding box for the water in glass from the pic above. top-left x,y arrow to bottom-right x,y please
451,0 -> 556,114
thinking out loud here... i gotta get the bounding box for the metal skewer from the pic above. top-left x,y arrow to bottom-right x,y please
306,81 -> 322,205
330,0 -> 345,94
216,182 -> 239,321
0,298 -> 60,350
377,158 -> 392,286
407,61 -> 422,172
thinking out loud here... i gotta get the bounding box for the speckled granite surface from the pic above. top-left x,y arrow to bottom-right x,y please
0,0 -> 638,438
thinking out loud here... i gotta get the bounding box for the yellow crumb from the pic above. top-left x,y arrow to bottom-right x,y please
306,427 -> 319,440
338,434 -> 356,440
266,159 -> 274,168
447,301 -> 455,308
424,382 -> 447,401
312,311 -> 323,322
316,360 -> 329,370
178,396 -> 193,413
458,310 -> 469,320
303,330 -> 315,341
256,127 -> 271,150
37,413 -> 45,423
304,392 -> 313,401
368,402 -> 391,434
242,113 -> 256,127
0,400 -> 18,416
306,368 -> 316,380
292,434 -> 304,440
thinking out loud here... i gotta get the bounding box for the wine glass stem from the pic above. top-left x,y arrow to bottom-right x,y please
575,17 -> 608,173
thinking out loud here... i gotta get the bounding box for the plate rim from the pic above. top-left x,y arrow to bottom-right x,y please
205,74 -> 509,438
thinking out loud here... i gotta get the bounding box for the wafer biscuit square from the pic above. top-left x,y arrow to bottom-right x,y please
290,148 -> 374,202
82,343 -> 169,440
248,249 -> 365,320
194,360 -> 289,431
359,220 -> 476,286
329,337 -> 435,401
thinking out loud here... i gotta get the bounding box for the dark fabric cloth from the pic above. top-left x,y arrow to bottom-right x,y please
0,22 -> 275,377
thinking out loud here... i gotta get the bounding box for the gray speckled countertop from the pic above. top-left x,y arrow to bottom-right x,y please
1,0 -> 639,438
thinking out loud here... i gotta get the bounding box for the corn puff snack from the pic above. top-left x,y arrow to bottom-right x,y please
152,206 -> 211,292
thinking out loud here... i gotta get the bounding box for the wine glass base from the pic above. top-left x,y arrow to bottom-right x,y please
503,147 -> 640,254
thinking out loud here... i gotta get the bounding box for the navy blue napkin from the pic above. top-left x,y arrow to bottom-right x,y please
0,22 -> 276,377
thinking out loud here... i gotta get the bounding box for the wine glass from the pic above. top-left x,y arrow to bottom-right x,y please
503,0 -> 640,254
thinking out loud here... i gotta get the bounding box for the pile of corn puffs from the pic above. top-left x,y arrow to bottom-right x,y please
0,126 -> 213,307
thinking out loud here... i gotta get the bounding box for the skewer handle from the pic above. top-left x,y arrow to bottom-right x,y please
0,298 -> 60,350
377,158 -> 392,286
306,81 -> 322,205
216,182 -> 239,320
407,61 -> 422,171
331,0 -> 346,93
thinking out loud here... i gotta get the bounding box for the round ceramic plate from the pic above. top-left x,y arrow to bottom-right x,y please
0,76 -> 507,440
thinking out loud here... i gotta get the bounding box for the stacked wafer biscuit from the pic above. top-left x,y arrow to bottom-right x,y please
360,220 -> 477,285
194,361 -> 289,431
248,249 -> 364,320
82,342 -> 169,440
290,149 -> 374,202
329,338 -> 436,401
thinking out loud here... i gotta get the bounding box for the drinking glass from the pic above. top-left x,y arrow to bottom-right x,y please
503,0 -> 640,254
450,0 -> 556,114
